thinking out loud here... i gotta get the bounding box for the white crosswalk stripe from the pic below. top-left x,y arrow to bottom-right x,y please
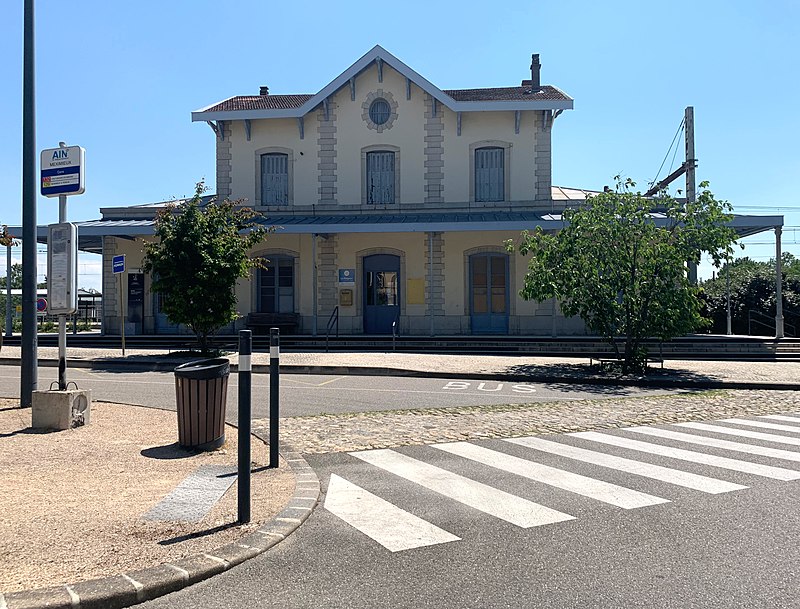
504,436 -> 747,494
324,474 -> 461,552
760,415 -> 800,425
350,448 -> 575,528
675,422 -> 800,447
627,426 -> 800,463
322,413 -> 800,552
433,441 -> 669,509
717,418 -> 800,435
571,431 -> 800,480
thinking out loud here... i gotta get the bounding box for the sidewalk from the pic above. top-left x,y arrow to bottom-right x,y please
1,347 -> 798,608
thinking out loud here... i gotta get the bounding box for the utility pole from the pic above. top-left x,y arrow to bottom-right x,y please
685,106 -> 698,285
21,0 -> 37,407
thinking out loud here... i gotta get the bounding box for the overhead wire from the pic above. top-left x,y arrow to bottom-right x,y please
650,117 -> 685,190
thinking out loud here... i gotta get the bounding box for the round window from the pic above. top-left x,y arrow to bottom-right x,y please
368,98 -> 391,125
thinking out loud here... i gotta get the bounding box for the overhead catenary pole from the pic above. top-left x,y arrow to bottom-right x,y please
775,226 -> 784,339
684,106 -> 698,285
5,245 -> 11,338
21,0 -> 37,407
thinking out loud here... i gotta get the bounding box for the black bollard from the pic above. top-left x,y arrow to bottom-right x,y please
269,327 -> 280,468
238,330 -> 252,523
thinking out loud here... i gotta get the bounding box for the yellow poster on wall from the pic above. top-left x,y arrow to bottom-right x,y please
406,278 -> 425,305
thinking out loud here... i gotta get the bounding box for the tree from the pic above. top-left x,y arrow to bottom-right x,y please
702,255 -> 800,335
508,178 -> 738,373
142,182 -> 269,352
0,263 -> 22,289
0,225 -> 14,248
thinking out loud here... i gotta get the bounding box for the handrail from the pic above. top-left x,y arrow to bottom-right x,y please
391,307 -> 400,352
325,306 -> 339,353
748,309 -> 796,337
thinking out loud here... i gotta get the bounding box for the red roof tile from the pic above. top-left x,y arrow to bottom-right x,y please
443,85 -> 570,102
204,94 -> 313,112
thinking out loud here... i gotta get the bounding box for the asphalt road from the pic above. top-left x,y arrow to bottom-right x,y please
138,418 -> 800,609
0,365 -> 679,419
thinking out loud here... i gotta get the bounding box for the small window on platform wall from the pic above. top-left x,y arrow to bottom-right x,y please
261,153 -> 288,205
366,151 -> 395,204
259,257 -> 294,313
474,147 -> 505,202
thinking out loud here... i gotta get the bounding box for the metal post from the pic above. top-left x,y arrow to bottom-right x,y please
21,0 -> 37,407
237,330 -> 252,523
775,226 -> 784,339
58,188 -> 67,390
120,272 -> 126,355
685,106 -> 698,286
428,232 -> 434,337
311,234 -> 317,337
726,262 -> 732,336
269,327 -> 280,468
5,245 -> 11,338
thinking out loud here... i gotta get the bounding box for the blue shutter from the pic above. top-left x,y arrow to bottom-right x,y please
475,147 -> 504,202
261,153 -> 288,205
367,151 -> 395,204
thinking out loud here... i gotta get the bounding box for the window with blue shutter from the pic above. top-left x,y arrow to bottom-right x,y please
261,153 -> 289,205
366,151 -> 395,204
475,147 -> 504,202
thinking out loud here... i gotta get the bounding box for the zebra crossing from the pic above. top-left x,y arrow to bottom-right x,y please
322,412 -> 800,552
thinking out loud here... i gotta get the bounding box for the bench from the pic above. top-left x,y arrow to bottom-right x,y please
245,312 -> 300,335
589,356 -> 664,370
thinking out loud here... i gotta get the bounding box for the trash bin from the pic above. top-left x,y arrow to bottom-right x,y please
174,358 -> 230,450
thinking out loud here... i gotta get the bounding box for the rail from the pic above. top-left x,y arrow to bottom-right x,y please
325,306 -> 339,353
391,307 -> 400,352
748,309 -> 796,337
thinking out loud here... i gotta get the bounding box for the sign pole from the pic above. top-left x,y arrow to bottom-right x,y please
120,271 -> 126,356
58,189 -> 67,390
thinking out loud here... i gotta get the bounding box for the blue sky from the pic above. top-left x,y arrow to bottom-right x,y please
2,0 -> 798,291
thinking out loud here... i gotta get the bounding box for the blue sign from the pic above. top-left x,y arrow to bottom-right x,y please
338,268 -> 355,283
112,255 -> 125,274
40,146 -> 85,198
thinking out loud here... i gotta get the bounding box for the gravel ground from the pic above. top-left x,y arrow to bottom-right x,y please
0,398 -> 295,594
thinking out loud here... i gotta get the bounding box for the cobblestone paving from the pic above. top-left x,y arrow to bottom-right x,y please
262,390 -> 800,454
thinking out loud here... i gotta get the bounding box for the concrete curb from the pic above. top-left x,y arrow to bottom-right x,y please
0,437 -> 320,609
1,356 -> 798,391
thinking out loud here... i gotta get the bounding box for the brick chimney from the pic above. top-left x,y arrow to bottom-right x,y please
530,54 -> 540,89
259,86 -> 269,96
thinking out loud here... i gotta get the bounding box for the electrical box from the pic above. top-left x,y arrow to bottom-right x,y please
340,288 -> 353,307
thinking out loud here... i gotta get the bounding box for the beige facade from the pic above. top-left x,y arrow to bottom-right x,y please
101,46 -> 586,336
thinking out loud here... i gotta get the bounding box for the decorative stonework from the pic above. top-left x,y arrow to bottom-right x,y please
424,94 -> 444,203
534,110 -> 552,201
317,235 -> 339,318
361,90 -> 399,133
102,236 -> 119,332
425,232 -> 445,319
216,121 -> 232,199
317,103 -> 338,204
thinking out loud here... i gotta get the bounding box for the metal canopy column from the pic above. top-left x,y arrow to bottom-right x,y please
312,233 -> 317,337
5,244 -> 11,337
775,226 -> 784,339
428,232 -> 434,337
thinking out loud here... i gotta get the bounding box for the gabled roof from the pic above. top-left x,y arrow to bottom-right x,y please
192,45 -> 574,122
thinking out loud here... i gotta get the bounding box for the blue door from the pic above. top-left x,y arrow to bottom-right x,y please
363,254 -> 400,334
470,253 -> 509,334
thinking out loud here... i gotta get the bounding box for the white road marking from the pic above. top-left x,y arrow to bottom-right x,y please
433,442 -> 669,509
571,431 -> 800,481
350,449 -> 575,528
675,422 -> 800,448
760,414 -> 800,425
505,436 -> 746,494
717,418 -> 800,435
628,426 -> 800,463
324,474 -> 460,552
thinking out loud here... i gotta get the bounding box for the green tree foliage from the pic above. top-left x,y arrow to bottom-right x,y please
508,178 -> 738,373
0,263 -> 22,289
142,182 -> 269,352
701,254 -> 800,335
